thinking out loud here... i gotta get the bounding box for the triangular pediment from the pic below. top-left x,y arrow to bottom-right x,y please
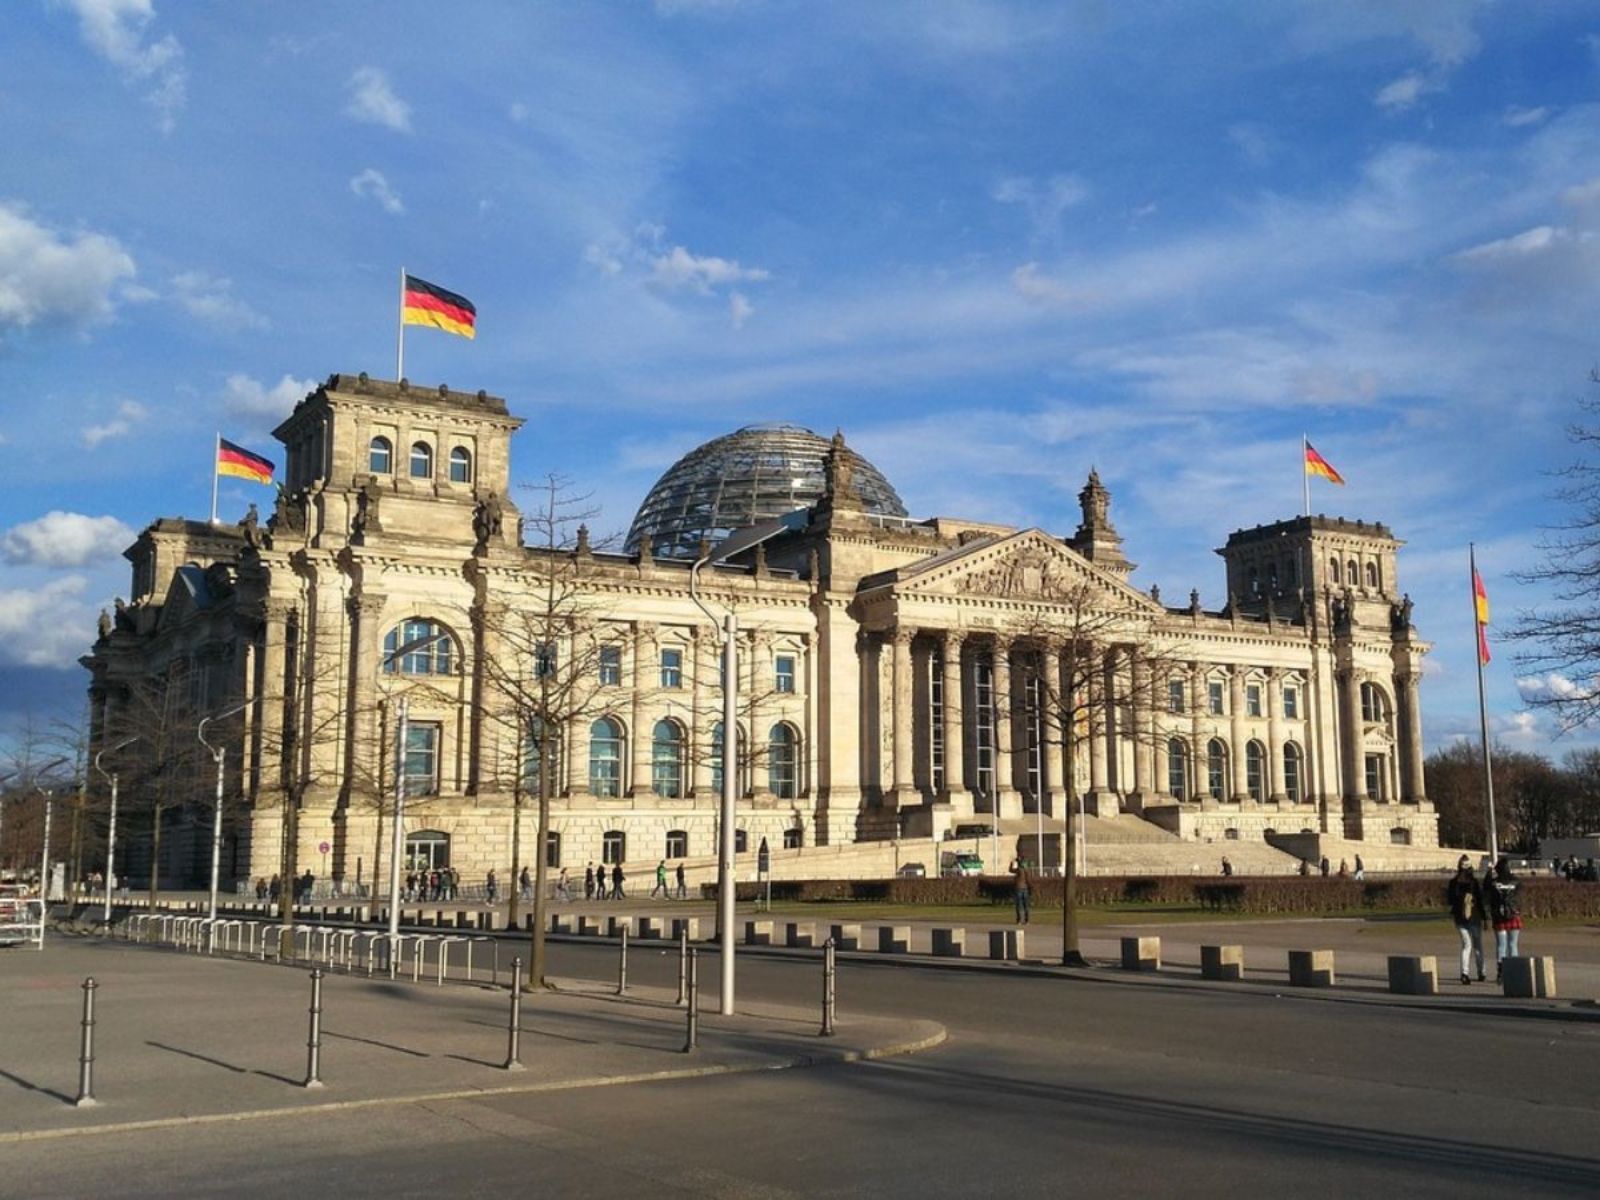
885,528 -> 1159,611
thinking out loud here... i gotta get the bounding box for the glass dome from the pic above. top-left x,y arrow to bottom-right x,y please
624,423 -> 908,559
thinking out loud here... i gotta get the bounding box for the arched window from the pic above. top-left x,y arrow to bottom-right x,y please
1206,738 -> 1228,801
1360,682 -> 1389,724
410,441 -> 433,478
405,830 -> 450,870
711,721 -> 744,797
602,830 -> 626,864
769,723 -> 798,799
782,827 -> 803,850
1283,742 -> 1303,804
383,619 -> 454,675
1245,740 -> 1265,803
523,716 -> 559,795
665,829 -> 689,858
369,436 -> 392,474
651,719 -> 684,798
449,446 -> 472,484
1166,737 -> 1188,800
1346,559 -> 1358,586
1365,561 -> 1378,590
1329,556 -> 1341,585
589,717 -> 624,798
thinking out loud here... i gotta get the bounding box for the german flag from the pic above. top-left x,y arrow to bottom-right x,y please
1304,440 -> 1345,486
1474,567 -> 1491,665
217,438 -> 274,485
402,274 -> 476,339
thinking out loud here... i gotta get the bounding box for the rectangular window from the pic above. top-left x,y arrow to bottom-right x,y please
1365,754 -> 1385,800
544,830 -> 561,869
1283,686 -> 1299,720
602,831 -> 626,865
929,653 -> 945,793
598,645 -> 621,686
1208,681 -> 1225,715
533,641 -> 557,680
974,659 -> 995,797
774,655 -> 796,694
1167,679 -> 1185,714
666,830 -> 689,858
1245,684 -> 1262,718
660,647 -> 683,689
403,722 -> 440,796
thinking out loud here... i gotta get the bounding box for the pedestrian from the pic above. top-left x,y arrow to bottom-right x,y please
269,873 -> 281,902
651,859 -> 668,899
612,862 -> 626,899
519,865 -> 532,901
1353,855 -> 1365,881
1220,856 -> 1234,877
486,869 -> 498,905
585,863 -> 596,901
1010,856 -> 1032,924
428,869 -> 440,901
254,876 -> 266,900
675,861 -> 687,899
1485,857 -> 1523,981
1447,855 -> 1487,985
1319,856 -> 1330,877
1337,858 -> 1349,878
556,868 -> 572,902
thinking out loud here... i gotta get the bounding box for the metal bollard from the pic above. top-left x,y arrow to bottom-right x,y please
821,938 -> 836,1037
677,928 -> 688,1006
304,968 -> 325,1089
505,956 -> 525,1071
617,926 -> 629,996
75,977 -> 98,1108
682,948 -> 699,1053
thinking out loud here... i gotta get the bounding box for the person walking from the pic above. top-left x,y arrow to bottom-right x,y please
556,868 -> 572,902
1447,855 -> 1487,984
1485,857 -> 1523,981
485,869 -> 498,905
611,862 -> 626,900
675,861 -> 687,899
519,866 -> 532,902
651,860 -> 669,899
1353,854 -> 1365,881
1010,856 -> 1032,925
584,863 -> 596,901
1220,856 -> 1234,877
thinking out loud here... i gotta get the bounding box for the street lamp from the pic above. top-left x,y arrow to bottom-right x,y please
32,756 -> 71,900
92,736 -> 140,923
198,701 -> 250,947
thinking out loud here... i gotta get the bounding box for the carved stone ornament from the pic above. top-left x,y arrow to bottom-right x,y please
966,548 -> 1067,599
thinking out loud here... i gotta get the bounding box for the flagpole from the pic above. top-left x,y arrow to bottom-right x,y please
210,431 -> 220,526
396,266 -> 406,382
1471,543 -> 1499,863
1302,434 -> 1311,518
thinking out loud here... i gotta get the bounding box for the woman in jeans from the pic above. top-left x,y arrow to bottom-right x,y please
1486,858 -> 1523,982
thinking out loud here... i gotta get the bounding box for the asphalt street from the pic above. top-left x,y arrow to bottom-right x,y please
5,935 -> 1598,1199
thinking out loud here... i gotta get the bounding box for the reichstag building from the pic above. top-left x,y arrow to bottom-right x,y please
83,374 -> 1438,890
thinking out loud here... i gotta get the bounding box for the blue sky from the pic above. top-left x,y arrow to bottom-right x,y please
3,0 -> 1598,755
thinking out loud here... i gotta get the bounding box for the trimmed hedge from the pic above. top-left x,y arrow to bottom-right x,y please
712,875 -> 1600,919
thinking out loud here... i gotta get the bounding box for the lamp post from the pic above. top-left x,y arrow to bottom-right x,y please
92,737 -> 139,924
33,756 -> 70,900
198,702 -> 250,946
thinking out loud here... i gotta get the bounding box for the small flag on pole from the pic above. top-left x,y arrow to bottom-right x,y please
216,438 -> 275,484
402,274 -> 476,339
1473,566 -> 1491,665
1304,441 -> 1345,485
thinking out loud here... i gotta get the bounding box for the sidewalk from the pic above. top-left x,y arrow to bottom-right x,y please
0,940 -> 943,1143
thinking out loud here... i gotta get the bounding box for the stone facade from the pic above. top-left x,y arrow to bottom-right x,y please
81,372 -> 1437,891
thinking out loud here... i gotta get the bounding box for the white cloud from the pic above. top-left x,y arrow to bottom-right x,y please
1227,123 -> 1275,167
1010,262 -> 1079,305
648,245 -> 770,293
0,575 -> 94,667
349,168 -> 405,215
729,291 -> 753,329
992,173 -> 1088,241
1453,224 -> 1570,261
81,398 -> 148,447
0,202 -> 136,335
345,67 -> 411,133
171,271 -> 267,330
2,511 -> 134,568
57,0 -> 187,131
1375,71 -> 1431,111
1516,672 -> 1591,705
222,373 -> 315,422
1503,105 -> 1552,128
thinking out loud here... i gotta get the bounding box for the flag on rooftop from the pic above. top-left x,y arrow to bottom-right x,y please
402,274 -> 476,339
216,437 -> 274,484
1303,440 -> 1345,486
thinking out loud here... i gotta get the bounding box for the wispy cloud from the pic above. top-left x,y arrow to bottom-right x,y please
57,0 -> 187,131
345,66 -> 411,132
171,271 -> 267,331
222,373 -> 315,423
0,202 -> 136,336
81,399 -> 148,448
350,168 -> 404,214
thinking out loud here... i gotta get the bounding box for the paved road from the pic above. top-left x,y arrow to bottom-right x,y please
6,935 -> 1599,1199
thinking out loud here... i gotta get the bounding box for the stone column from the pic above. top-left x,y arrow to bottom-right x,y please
629,622 -> 655,798
940,632 -> 967,810
1397,667 -> 1426,804
1267,667 -> 1287,804
1340,667 -> 1367,805
992,638 -> 1021,818
886,627 -> 917,810
260,598 -> 292,793
1087,649 -> 1111,811
1189,663 -> 1207,807
1129,647 -> 1153,804
349,592 -> 386,797
1049,642 -> 1069,812
1229,665 -> 1249,803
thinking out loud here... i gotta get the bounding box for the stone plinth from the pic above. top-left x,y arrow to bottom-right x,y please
988,929 -> 1023,961
607,915 -> 632,938
1201,944 -> 1244,981
670,916 -> 700,942
1502,956 -> 1557,998
744,919 -> 774,946
637,917 -> 663,940
1386,955 -> 1438,995
830,923 -> 861,951
1121,936 -> 1160,971
785,921 -> 816,948
576,915 -> 602,936
1288,949 -> 1335,987
932,927 -> 965,958
877,925 -> 911,954
550,914 -> 574,935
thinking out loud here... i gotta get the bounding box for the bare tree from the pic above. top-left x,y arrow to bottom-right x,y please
0,718 -> 76,881
475,474 -> 613,990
